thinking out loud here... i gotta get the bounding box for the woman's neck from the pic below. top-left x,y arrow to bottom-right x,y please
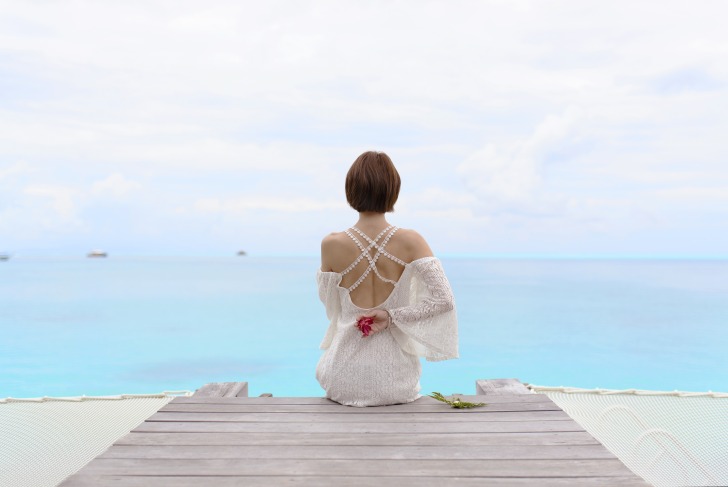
355,212 -> 389,231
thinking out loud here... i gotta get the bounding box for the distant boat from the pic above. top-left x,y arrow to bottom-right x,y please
237,250 -> 247,256
87,250 -> 108,258
0,253 -> 9,261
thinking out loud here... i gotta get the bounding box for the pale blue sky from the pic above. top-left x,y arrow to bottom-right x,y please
1,1 -> 727,256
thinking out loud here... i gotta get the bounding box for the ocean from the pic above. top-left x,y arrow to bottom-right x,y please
1,256 -> 726,398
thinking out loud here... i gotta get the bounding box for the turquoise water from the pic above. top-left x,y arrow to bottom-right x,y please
1,256 -> 726,398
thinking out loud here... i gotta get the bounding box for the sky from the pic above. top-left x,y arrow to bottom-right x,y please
1,0 -> 727,257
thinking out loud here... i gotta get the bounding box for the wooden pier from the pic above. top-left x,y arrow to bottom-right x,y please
60,379 -> 650,486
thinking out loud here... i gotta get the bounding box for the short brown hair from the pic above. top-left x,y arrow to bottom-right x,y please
345,151 -> 401,213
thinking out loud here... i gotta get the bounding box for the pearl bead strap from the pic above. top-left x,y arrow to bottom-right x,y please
344,230 -> 395,290
350,226 -> 407,267
341,225 -> 406,292
340,225 -> 392,276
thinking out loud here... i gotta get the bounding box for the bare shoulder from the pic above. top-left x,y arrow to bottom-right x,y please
321,231 -> 349,250
320,231 -> 354,271
395,228 -> 434,261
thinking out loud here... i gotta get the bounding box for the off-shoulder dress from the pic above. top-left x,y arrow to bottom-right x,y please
315,225 -> 458,407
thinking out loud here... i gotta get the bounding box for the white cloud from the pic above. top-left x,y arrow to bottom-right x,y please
1,1 -> 727,254
0,184 -> 86,241
457,106 -> 583,208
650,187 -> 728,207
398,187 -> 478,221
0,162 -> 33,180
23,185 -> 80,222
91,173 -> 142,198
193,196 -> 345,214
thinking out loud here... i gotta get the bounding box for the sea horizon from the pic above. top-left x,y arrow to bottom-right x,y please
3,252 -> 728,260
2,255 -> 727,399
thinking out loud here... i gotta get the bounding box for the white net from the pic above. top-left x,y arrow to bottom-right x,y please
530,385 -> 728,487
0,392 -> 190,487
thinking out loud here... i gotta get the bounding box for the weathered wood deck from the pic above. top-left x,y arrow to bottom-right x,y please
60,379 -> 650,486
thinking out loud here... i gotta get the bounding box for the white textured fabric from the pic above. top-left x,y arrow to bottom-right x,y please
316,256 -> 458,407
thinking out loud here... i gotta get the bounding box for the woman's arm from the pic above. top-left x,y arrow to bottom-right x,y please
388,258 -> 458,361
320,233 -> 337,272
356,258 -> 457,361
389,258 -> 454,324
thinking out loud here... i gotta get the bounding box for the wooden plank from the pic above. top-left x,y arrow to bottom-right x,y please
192,382 -> 248,397
59,387 -> 649,487
71,458 -> 640,477
60,475 -> 650,487
476,379 -> 531,395
170,394 -> 552,405
116,431 -> 602,447
146,410 -> 572,423
59,382 -> 651,487
159,401 -> 562,413
133,420 -> 585,434
98,444 -> 617,460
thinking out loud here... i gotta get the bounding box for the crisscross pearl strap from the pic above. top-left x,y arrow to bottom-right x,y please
339,225 -> 393,276
341,225 -> 406,292
349,226 -> 407,267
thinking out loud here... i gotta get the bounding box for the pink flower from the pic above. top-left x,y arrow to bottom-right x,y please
356,316 -> 374,337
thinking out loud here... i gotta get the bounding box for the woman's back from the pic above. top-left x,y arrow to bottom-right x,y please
321,224 -> 433,309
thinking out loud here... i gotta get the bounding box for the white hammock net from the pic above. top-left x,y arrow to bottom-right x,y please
530,385 -> 728,487
0,392 -> 190,487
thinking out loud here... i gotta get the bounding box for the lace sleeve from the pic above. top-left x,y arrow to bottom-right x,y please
387,258 -> 459,362
316,270 -> 341,350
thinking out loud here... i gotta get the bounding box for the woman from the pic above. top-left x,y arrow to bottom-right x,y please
315,151 -> 459,407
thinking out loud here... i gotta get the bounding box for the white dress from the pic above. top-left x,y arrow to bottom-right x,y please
315,225 -> 459,407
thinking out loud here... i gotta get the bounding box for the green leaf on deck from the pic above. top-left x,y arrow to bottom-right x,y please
428,392 -> 487,409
